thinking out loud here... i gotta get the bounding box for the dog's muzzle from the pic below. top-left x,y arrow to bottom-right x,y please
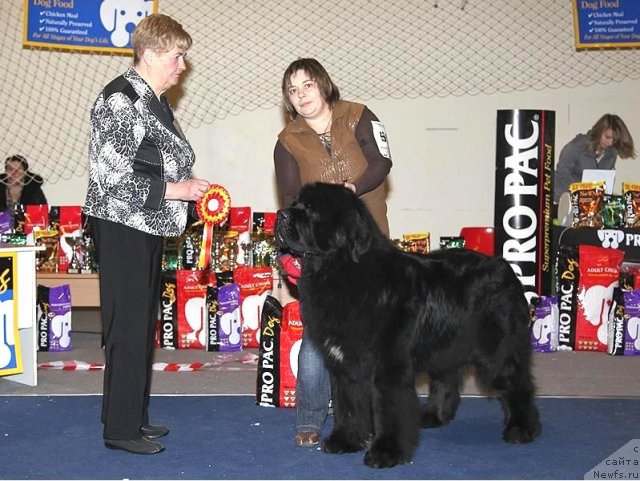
274,209 -> 292,248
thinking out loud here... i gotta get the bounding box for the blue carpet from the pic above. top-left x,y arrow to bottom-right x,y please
0,395 -> 638,480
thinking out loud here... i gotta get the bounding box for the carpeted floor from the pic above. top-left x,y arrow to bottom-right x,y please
2,309 -> 640,480
1,395 -> 639,480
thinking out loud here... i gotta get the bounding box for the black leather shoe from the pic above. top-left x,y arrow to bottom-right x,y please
140,424 -> 169,439
104,437 -> 164,454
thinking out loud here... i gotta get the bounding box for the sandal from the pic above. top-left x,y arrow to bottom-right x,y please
295,430 -> 319,447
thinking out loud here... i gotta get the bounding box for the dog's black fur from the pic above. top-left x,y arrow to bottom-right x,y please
275,182 -> 541,468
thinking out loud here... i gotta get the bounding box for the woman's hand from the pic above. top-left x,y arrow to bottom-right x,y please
165,178 -> 211,202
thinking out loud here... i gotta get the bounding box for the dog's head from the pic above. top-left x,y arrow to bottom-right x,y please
275,182 -> 377,261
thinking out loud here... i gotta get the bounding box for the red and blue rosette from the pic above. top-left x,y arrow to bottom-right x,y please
196,184 -> 231,269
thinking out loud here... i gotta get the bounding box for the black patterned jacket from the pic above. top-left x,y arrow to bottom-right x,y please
83,68 -> 196,236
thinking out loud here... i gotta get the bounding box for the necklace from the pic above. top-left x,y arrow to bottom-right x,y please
317,112 -> 333,152
321,113 -> 332,134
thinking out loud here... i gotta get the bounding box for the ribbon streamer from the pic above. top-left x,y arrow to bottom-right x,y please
196,184 -> 231,269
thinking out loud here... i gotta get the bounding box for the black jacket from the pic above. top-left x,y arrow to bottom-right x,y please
0,173 -> 47,211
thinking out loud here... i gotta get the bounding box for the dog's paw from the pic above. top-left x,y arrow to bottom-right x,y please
420,411 -> 446,429
322,433 -> 365,454
503,420 -> 542,443
363,444 -> 412,469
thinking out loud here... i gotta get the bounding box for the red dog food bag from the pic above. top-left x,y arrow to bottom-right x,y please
176,269 -> 215,349
575,245 -> 624,352
24,204 -> 49,236
278,300 -> 303,407
229,206 -> 252,233
58,206 -> 83,273
234,266 -> 273,348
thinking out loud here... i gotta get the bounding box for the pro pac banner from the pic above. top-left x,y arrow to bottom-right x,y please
494,109 -> 555,303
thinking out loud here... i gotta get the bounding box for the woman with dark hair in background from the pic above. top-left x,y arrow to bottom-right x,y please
274,58 -> 392,447
0,154 -> 47,211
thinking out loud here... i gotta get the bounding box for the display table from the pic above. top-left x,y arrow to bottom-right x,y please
552,226 -> 640,263
0,244 -> 42,386
36,272 -> 100,307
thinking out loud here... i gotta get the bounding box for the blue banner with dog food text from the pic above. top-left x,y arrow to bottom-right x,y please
23,0 -> 158,53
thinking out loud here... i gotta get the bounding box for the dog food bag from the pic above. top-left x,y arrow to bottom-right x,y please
556,245 -> 580,351
253,212 -> 277,235
48,284 -> 72,352
156,270 -> 178,349
569,181 -> 605,228
179,231 -> 200,270
176,269 -> 214,349
24,204 -> 49,237
229,206 -> 252,233
439,236 -> 465,249
402,233 -> 431,254
607,288 -> 626,356
575,245 -> 624,352
33,229 -> 59,272
57,206 -> 83,273
234,266 -> 273,348
623,290 -> 640,356
623,183 -> 640,228
0,209 -> 12,234
530,295 -> 559,352
619,262 -> 640,291
36,285 -> 50,352
278,301 -> 303,408
256,295 -> 283,407
205,285 -> 220,351
602,195 -> 625,228
216,283 -> 242,352
161,236 -> 181,271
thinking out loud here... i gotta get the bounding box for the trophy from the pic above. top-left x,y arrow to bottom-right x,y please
66,236 -> 83,274
81,234 -> 96,274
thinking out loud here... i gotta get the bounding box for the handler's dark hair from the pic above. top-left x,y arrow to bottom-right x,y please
281,58 -> 340,119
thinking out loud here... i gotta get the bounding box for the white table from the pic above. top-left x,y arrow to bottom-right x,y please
0,244 -> 42,386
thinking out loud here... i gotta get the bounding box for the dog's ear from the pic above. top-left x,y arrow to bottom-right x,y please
346,210 -> 372,262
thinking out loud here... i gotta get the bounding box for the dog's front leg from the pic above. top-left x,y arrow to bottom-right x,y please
322,371 -> 372,454
364,366 -> 421,468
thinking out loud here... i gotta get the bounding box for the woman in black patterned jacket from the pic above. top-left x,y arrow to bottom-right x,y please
83,14 -> 210,455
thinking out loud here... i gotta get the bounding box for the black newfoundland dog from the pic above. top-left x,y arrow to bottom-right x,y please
275,182 -> 541,468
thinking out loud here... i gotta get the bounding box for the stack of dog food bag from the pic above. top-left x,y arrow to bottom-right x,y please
1,203 -> 89,353
530,182 -> 640,355
155,207 -> 300,351
155,205 -> 305,406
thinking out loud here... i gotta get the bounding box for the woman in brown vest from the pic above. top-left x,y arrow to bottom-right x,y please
274,58 -> 392,447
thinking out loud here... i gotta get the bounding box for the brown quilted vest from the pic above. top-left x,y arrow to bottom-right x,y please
278,100 -> 389,236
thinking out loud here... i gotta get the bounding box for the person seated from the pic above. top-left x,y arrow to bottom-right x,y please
0,154 -> 47,211
553,114 -> 636,217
